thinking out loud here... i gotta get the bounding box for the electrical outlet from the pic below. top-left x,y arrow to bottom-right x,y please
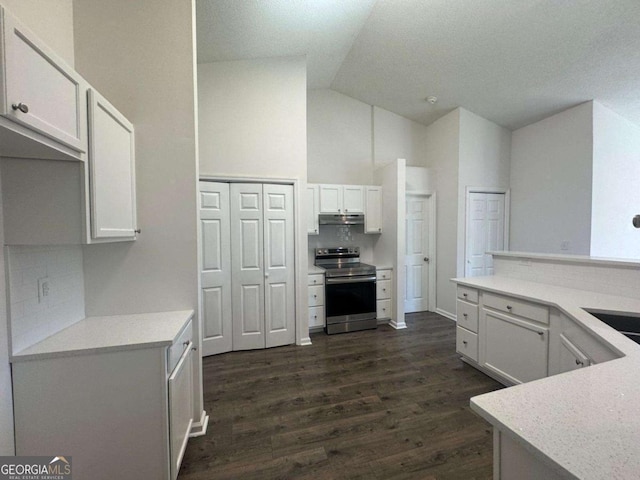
560,240 -> 570,251
37,277 -> 50,303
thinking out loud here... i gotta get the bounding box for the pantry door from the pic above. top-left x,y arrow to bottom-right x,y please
405,194 -> 431,313
199,182 -> 232,356
263,184 -> 295,348
231,183 -> 266,351
466,192 -> 506,277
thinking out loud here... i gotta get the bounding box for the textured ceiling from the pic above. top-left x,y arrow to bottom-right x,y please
196,0 -> 640,129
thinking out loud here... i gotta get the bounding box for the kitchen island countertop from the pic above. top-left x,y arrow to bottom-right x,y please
454,275 -> 640,479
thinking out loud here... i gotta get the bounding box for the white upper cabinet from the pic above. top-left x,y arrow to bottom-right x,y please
342,185 -> 364,213
319,184 -> 364,214
319,184 -> 342,213
365,186 -> 382,233
306,184 -> 319,235
0,7 -> 87,160
88,88 -> 137,240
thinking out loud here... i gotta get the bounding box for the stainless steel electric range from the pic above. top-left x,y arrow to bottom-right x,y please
315,247 -> 377,334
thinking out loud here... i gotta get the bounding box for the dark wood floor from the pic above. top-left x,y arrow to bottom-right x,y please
178,312 -> 502,480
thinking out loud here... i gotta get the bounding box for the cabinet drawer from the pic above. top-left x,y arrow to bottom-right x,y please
456,326 -> 478,362
457,300 -> 478,333
308,306 -> 324,328
376,269 -> 392,281
483,292 -> 549,325
377,299 -> 392,319
377,279 -> 391,300
308,285 -> 324,307
457,286 -> 478,304
308,273 -> 324,286
168,319 -> 193,374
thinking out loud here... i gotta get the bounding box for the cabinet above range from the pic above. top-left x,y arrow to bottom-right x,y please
0,4 -> 138,244
307,183 -> 382,235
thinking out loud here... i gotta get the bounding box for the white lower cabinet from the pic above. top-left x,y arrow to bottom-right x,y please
13,316 -> 195,480
308,273 -> 325,329
481,309 -> 548,384
456,326 -> 478,362
376,268 -> 393,321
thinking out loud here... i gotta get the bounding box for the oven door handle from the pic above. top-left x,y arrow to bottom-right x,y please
325,275 -> 377,284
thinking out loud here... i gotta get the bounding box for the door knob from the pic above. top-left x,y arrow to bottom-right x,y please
12,103 -> 29,113
424,257 -> 429,262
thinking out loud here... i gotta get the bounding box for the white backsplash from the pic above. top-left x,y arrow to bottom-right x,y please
308,224 -> 377,267
494,256 -> 640,300
7,245 -> 85,354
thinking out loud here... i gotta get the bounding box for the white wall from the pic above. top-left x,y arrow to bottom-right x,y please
73,0 -> 203,416
307,89 -> 372,184
373,106 -> 427,168
198,57 -> 307,180
2,0 -> 74,67
510,102 -> 593,255
457,108 -> 511,276
406,166 -> 434,192
424,109 -> 460,317
591,102 -> 640,259
374,159 -> 406,329
197,56 -> 309,344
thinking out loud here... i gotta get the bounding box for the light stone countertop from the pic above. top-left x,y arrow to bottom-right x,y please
453,276 -> 640,480
308,265 -> 325,274
12,310 -> 194,362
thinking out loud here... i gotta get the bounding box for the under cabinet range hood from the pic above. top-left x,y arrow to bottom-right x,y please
319,213 -> 364,225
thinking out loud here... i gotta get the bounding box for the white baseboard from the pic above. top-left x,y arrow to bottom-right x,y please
389,318 -> 407,329
436,308 -> 456,322
190,410 -> 209,437
299,336 -> 312,346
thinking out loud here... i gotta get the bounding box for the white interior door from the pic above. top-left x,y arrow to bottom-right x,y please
466,192 -> 505,277
199,182 -> 232,356
405,195 -> 430,313
263,184 -> 295,348
231,184 -> 265,350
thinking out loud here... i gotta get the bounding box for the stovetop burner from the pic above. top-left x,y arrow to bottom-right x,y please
314,247 -> 376,277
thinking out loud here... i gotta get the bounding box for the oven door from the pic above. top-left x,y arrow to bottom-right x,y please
325,275 -> 376,324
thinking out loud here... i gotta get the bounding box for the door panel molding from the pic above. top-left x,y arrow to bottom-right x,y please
464,187 -> 510,278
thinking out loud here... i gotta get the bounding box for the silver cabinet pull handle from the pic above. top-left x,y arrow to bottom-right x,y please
463,340 -> 468,345
12,103 -> 29,113
538,331 -> 544,336
463,313 -> 468,318
575,359 -> 583,366
134,229 -> 141,234
506,305 -> 513,310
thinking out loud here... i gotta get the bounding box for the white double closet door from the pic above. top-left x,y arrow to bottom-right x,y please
199,182 -> 295,356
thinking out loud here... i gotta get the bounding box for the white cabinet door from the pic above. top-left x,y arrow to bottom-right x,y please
306,184 -> 319,235
168,344 -> 194,480
481,309 -> 548,384
1,9 -> 86,153
558,333 -> 590,373
231,184 -> 265,351
199,182 -> 232,356
319,184 -> 342,213
365,186 -> 382,233
263,184 -> 295,348
88,89 -> 136,239
342,185 -> 364,213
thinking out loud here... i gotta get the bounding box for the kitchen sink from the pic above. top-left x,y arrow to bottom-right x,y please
586,310 -> 640,345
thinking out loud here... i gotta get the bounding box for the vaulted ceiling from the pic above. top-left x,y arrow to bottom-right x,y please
196,0 -> 640,130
